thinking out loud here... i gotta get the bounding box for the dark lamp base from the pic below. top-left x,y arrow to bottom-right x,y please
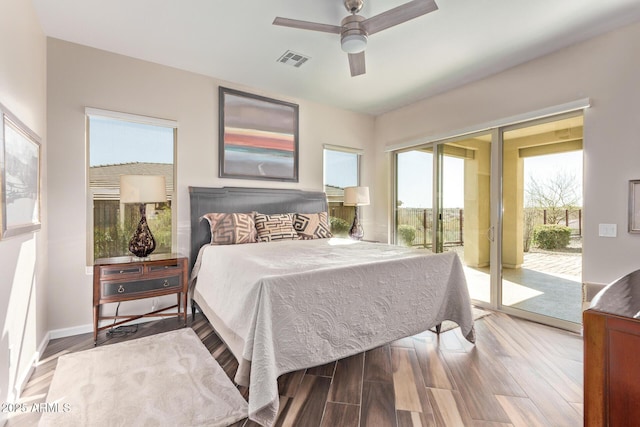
349,208 -> 364,240
129,205 -> 156,258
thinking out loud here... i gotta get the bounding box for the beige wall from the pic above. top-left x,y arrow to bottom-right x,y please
0,0 -> 47,414
5,3 -> 640,407
373,19 -> 640,286
46,38 -> 375,332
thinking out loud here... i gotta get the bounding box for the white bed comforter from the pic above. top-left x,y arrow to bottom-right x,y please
191,238 -> 474,427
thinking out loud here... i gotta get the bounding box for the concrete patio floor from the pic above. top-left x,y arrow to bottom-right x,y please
461,248 -> 583,324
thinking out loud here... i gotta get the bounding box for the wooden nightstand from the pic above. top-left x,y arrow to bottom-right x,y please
93,253 -> 188,345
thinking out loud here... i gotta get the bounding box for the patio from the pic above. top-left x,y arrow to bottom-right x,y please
461,245 -> 583,324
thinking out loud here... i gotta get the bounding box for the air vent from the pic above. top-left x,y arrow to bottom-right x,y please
277,50 -> 310,68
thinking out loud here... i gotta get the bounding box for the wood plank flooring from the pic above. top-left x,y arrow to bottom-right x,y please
6,310 -> 583,426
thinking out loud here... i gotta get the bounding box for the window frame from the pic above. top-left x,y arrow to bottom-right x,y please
323,144 -> 363,193
85,108 -> 178,265
323,145 -> 363,237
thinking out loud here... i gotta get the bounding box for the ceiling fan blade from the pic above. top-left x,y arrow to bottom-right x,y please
348,52 -> 366,77
362,0 -> 438,35
273,17 -> 342,34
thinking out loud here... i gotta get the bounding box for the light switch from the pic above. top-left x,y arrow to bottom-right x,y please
598,223 -> 617,237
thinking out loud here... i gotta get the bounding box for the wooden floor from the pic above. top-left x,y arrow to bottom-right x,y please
7,310 -> 583,426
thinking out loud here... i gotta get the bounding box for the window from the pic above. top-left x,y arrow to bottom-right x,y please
86,109 -> 176,262
323,145 -> 362,237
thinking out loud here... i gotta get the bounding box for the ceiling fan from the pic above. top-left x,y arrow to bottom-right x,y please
273,0 -> 438,77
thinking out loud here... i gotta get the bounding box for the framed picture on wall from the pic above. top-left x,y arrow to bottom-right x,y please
1,102 -> 42,239
218,87 -> 299,182
629,179 -> 640,233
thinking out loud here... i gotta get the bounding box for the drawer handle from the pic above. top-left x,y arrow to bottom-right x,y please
163,280 -> 169,287
117,285 -> 125,293
111,268 -> 139,275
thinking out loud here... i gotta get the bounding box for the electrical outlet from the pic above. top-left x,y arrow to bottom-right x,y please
598,223 -> 617,237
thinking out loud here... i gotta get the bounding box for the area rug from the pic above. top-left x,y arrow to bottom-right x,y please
39,328 -> 248,427
431,306 -> 492,334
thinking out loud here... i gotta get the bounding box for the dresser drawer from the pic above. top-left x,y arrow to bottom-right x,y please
100,265 -> 143,278
147,263 -> 182,274
102,275 -> 181,297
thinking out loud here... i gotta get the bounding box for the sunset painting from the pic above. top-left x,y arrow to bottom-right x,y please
219,87 -> 299,182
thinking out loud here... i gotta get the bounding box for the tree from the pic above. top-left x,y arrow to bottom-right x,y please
525,170 -> 580,224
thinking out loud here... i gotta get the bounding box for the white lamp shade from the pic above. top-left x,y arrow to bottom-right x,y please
120,175 -> 167,204
344,186 -> 370,206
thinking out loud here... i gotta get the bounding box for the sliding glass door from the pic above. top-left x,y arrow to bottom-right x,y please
393,112 -> 584,331
395,148 -> 433,249
500,114 -> 583,325
438,134 -> 492,305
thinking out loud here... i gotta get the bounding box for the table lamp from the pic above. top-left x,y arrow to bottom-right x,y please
344,186 -> 370,240
119,175 -> 167,258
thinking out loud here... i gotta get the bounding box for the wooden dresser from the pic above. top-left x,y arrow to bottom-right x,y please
583,308 -> 640,426
93,253 -> 188,345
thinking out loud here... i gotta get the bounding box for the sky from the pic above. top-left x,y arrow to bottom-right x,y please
324,150 -> 359,188
397,150 -> 434,208
397,150 -> 466,208
397,150 -> 582,208
89,117 -> 173,166
524,151 -> 583,205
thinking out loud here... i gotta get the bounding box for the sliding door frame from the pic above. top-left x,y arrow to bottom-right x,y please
496,111 -> 584,333
391,104 -> 587,332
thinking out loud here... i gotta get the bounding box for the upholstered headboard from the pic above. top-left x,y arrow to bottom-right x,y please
189,186 -> 328,270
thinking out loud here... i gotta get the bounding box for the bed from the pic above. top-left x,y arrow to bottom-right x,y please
189,186 -> 475,427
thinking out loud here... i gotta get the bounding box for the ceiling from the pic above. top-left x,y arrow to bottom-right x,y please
32,0 -> 640,116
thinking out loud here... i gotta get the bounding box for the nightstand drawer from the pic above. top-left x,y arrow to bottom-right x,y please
147,263 -> 182,273
102,275 -> 181,297
100,265 -> 143,278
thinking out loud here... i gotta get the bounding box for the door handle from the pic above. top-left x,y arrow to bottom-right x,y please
487,226 -> 494,242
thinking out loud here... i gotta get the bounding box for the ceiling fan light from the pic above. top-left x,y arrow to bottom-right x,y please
341,34 -> 367,54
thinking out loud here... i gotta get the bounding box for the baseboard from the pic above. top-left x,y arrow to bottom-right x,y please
49,323 -> 93,340
48,314 -> 180,340
10,330 -> 50,405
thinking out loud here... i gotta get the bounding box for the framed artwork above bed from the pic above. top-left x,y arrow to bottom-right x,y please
218,87 -> 299,182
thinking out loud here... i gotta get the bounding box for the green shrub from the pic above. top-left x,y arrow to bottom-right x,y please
398,224 -> 417,246
330,216 -> 351,237
532,224 -> 571,250
148,206 -> 172,252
